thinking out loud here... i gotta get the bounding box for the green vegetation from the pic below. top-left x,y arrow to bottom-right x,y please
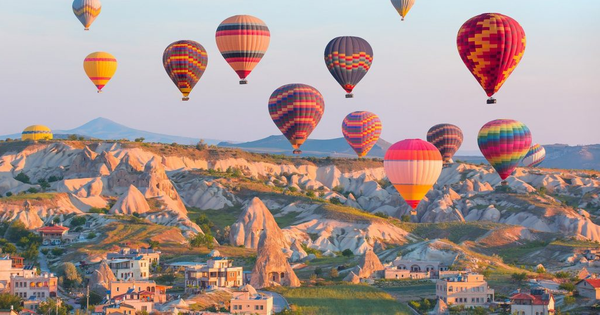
14,172 -> 30,184
60,262 -> 82,288
0,293 -> 22,311
2,192 -> 56,201
393,221 -> 500,243
271,284 -> 411,315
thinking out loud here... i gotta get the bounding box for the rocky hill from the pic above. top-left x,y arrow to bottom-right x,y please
0,140 -> 598,269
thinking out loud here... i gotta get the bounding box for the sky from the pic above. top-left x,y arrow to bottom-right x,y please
1,0 -> 599,153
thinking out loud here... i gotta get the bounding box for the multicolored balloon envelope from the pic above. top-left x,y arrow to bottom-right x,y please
457,13 -> 526,104
268,84 -> 325,154
522,144 -> 545,168
426,124 -> 463,164
324,36 -> 373,98
342,111 -> 382,158
478,119 -> 532,181
72,0 -> 101,30
384,139 -> 443,210
163,40 -> 208,101
83,52 -> 117,93
390,0 -> 416,21
216,15 -> 270,84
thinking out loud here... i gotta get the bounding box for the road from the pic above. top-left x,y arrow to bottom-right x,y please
535,279 -> 560,291
259,291 -> 289,313
38,251 -> 50,273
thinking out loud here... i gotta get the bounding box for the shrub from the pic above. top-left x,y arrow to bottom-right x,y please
88,207 -> 108,214
87,232 -> 96,239
341,249 -> 354,257
401,215 -> 411,222
330,197 -> 342,205
330,268 -> 338,279
559,282 -> 575,292
51,248 -> 64,256
374,212 -> 389,219
14,173 -> 30,184
27,187 -> 39,194
70,216 -> 86,227
306,190 -> 316,198
4,192 -> 12,197
288,186 -> 298,193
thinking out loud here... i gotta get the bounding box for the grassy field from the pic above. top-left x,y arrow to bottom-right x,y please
272,284 -> 412,315
377,281 -> 436,302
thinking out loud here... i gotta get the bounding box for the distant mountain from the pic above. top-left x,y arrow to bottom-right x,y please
219,136 -> 600,170
0,117 -> 223,145
219,135 -> 391,158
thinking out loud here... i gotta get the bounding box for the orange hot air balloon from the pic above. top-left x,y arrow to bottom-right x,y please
457,13 -> 526,104
384,139 -> 443,212
215,15 -> 270,84
83,52 -> 117,93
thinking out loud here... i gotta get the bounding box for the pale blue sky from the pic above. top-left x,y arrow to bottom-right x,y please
1,0 -> 599,152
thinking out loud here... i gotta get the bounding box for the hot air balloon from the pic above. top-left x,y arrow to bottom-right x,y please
216,15 -> 270,84
83,52 -> 117,93
268,84 -> 325,154
522,144 -> 545,168
72,0 -> 101,31
390,0 -> 416,21
22,125 -> 53,141
324,36 -> 373,98
163,40 -> 208,101
457,13 -> 526,104
342,111 -> 382,158
478,119 -> 531,184
384,139 -> 443,212
426,124 -> 463,165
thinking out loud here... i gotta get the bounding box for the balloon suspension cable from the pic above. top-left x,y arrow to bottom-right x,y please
182,97 -> 190,101
239,79 -> 248,85
345,93 -> 354,99
292,149 -> 302,155
487,97 -> 497,104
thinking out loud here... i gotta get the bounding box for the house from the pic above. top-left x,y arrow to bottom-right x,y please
576,278 -> 600,301
0,256 -> 36,291
9,272 -> 58,300
436,273 -> 494,308
107,257 -> 150,281
583,249 -> 599,261
184,258 -> 243,292
103,303 -> 136,315
384,268 -> 430,280
510,287 -> 555,315
577,267 -> 591,280
37,225 -> 69,246
110,290 -> 156,313
0,309 -> 18,315
230,285 -> 273,315
391,259 -> 449,278
108,280 -> 167,303
107,247 -> 161,266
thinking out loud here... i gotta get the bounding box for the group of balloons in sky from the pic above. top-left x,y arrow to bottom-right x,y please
73,0 -> 537,212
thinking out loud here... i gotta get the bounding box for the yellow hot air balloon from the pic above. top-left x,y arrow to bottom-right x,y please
22,125 -> 53,141
391,0 -> 416,21
83,52 -> 117,93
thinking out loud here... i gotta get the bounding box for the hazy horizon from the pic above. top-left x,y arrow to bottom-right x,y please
1,0 -> 599,152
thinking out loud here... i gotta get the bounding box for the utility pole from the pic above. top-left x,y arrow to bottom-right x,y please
55,297 -> 59,315
86,285 -> 90,315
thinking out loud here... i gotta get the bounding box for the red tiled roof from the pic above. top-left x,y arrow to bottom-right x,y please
38,225 -> 69,233
510,293 -> 552,305
584,279 -> 600,289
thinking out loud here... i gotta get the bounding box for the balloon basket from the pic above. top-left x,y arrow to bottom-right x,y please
345,93 -> 354,98
292,149 -> 302,155
239,79 -> 248,85
501,180 -> 508,186
401,17 -> 405,21
84,28 -> 90,31
97,90 -> 102,94
182,97 -> 190,101
410,210 -> 417,216
487,97 -> 497,104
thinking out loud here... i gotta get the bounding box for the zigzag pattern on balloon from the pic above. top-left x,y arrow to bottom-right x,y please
427,124 -> 463,163
163,40 -> 208,100
457,13 -> 526,97
522,144 -> 546,168
324,36 -> 373,94
268,84 -> 324,150
342,111 -> 382,158
478,119 -> 531,180
72,0 -> 102,29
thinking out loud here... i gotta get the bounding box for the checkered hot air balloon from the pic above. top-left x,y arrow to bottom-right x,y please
478,119 -> 532,183
384,139 -> 443,211
163,40 -> 208,101
324,36 -> 373,98
216,15 -> 270,85
426,124 -> 463,164
457,13 -> 526,104
268,84 -> 325,155
522,144 -> 545,168
83,52 -> 117,93
390,0 -> 416,21
72,0 -> 101,31
342,111 -> 382,158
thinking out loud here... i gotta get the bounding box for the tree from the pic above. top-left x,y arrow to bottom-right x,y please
68,135 -> 78,141
563,296 -> 576,305
87,232 -> 96,239
559,282 -> 575,292
0,293 -> 22,311
148,240 -> 160,249
2,243 -> 17,255
330,197 -> 342,205
38,298 -> 72,315
14,172 -> 30,184
156,273 -> 176,285
189,233 -> 214,249
401,215 -> 411,222
60,262 -> 82,288
341,249 -> 354,257
555,271 -> 570,279
330,268 -> 338,279
306,190 -> 316,198
419,299 -> 431,312
314,267 -> 323,277
196,140 -> 208,151
70,216 -> 86,227
134,137 -> 145,143
79,291 -> 103,309
7,221 -> 31,242
38,179 -> 50,190
27,187 -> 39,194
511,272 -> 527,284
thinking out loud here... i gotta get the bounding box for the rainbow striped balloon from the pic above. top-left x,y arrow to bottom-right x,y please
427,124 -> 463,164
216,15 -> 270,84
83,52 -> 117,93
163,40 -> 208,101
478,119 -> 532,181
522,144 -> 545,168
268,84 -> 325,154
324,36 -> 373,98
384,139 -> 443,210
72,0 -> 101,30
342,111 -> 382,158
